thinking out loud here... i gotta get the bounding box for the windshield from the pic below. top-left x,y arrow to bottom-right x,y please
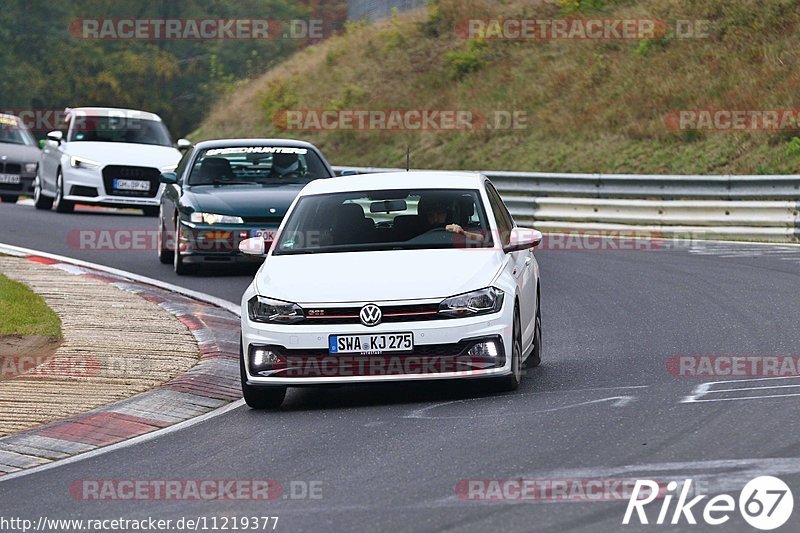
274,188 -> 494,255
67,115 -> 173,146
187,146 -> 332,186
0,115 -> 37,146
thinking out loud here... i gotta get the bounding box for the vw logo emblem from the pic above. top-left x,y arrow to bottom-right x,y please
359,304 -> 382,327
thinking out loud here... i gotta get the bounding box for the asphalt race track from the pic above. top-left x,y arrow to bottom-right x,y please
3,201 -> 800,532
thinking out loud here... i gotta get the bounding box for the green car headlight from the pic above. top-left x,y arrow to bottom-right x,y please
189,212 -> 244,225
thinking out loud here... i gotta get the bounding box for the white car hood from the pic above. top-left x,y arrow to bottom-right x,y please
256,249 -> 505,304
65,142 -> 181,169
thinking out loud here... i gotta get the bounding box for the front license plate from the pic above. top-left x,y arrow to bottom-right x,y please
113,179 -> 150,191
329,333 -> 414,354
0,173 -> 20,184
251,229 -> 277,240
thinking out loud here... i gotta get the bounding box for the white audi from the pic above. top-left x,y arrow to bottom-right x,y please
238,171 -> 543,408
34,107 -> 188,214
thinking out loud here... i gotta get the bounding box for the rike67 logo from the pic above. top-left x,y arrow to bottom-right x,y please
623,476 -> 793,530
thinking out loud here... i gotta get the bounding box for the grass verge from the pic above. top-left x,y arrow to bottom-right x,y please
194,0 -> 800,175
0,273 -> 62,338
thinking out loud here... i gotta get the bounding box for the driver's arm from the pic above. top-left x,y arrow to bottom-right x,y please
445,224 -> 484,241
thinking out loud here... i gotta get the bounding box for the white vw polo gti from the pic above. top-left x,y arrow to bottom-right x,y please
239,171 -> 543,408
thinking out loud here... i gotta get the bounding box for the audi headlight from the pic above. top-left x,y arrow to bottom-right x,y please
70,155 -> 101,169
439,287 -> 504,317
189,212 -> 244,225
248,296 -> 304,324
24,162 -> 38,173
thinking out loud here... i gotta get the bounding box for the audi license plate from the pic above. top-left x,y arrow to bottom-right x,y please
329,333 -> 413,354
113,179 -> 150,191
0,174 -> 20,184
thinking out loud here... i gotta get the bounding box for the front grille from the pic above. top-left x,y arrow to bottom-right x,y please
254,339 -> 505,378
0,162 -> 22,191
303,303 -> 442,324
102,165 -> 160,197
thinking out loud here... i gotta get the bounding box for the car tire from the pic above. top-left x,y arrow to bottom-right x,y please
142,206 -> 159,217
33,177 -> 53,210
53,170 -> 74,214
240,341 -> 286,409
157,214 -> 174,264
525,298 -> 542,368
492,306 -> 522,392
173,219 -> 195,275
0,195 -> 19,203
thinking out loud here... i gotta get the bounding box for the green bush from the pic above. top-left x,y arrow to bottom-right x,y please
445,40 -> 488,80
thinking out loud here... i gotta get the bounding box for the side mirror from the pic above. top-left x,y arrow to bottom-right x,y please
339,169 -> 359,176
46,131 -> 63,144
504,227 -> 543,253
239,236 -> 266,256
176,138 -> 192,152
159,171 -> 178,184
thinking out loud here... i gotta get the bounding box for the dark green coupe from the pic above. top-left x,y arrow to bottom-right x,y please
157,139 -> 335,274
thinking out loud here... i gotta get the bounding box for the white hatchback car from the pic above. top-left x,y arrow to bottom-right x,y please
239,171 -> 543,408
35,107 -> 187,215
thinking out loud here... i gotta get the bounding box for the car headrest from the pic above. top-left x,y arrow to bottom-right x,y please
198,157 -> 234,181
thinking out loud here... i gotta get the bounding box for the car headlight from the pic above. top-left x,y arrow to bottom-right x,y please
24,163 -> 37,173
160,164 -> 177,172
70,155 -> 101,169
248,296 -> 304,324
438,287 -> 504,317
189,212 -> 244,225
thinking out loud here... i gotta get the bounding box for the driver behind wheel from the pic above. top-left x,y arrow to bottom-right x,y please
418,195 -> 483,241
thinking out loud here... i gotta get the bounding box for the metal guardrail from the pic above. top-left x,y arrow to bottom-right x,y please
332,166 -> 800,242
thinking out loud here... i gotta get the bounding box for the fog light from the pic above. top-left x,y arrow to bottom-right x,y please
466,341 -> 500,358
249,345 -> 282,371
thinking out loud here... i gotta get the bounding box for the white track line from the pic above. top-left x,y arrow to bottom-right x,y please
0,241 -> 245,482
0,400 -> 244,483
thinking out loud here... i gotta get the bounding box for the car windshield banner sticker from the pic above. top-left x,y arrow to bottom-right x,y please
205,147 -> 308,156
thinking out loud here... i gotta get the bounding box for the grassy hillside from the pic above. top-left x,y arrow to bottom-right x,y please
195,0 -> 800,174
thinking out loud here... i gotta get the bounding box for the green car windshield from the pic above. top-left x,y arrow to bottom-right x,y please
188,146 -> 331,185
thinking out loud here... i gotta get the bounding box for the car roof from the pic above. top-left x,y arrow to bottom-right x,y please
191,138 -> 322,150
67,107 -> 163,121
301,171 -> 486,195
